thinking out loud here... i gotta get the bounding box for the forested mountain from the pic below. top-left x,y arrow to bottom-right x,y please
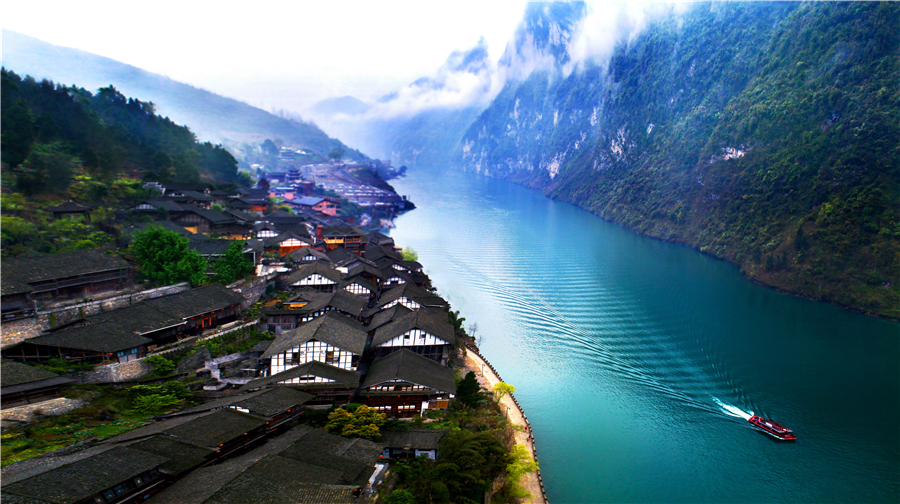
0,68 -> 240,257
2,30 -> 358,158
456,2 -> 898,318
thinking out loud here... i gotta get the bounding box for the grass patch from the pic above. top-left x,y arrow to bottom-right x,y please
1,384 -> 191,467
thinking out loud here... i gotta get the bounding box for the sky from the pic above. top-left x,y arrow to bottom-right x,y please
2,0 -> 527,114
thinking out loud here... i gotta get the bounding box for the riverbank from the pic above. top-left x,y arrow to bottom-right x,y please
461,343 -> 547,504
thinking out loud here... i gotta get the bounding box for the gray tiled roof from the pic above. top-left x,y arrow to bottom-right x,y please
283,262 -> 342,286
365,304 -> 413,333
374,283 -> 448,311
26,323 -> 153,353
362,349 -> 456,394
284,246 -> 330,262
127,435 -> 214,476
292,290 -> 366,318
0,359 -> 59,386
240,361 -> 360,392
365,244 -> 402,262
47,201 -> 91,213
371,307 -> 455,347
163,408 -> 267,449
142,284 -> 245,321
380,429 -> 445,450
1,249 -> 129,287
263,231 -> 313,248
1,446 -> 168,504
188,236 -> 238,256
172,387 -> 313,418
261,313 -> 367,359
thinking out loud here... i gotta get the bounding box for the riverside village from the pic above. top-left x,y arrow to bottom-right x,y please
0,163 -> 544,504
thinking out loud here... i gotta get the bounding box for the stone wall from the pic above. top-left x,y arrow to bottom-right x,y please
229,277 -> 270,310
0,398 -> 85,422
37,283 -> 190,330
0,318 -> 43,349
76,359 -> 151,383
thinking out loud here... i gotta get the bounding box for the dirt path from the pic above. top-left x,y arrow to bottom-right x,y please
461,348 -> 547,504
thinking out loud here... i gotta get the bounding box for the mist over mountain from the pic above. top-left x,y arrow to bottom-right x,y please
456,2 -> 899,318
307,36 -> 502,167
1,30 -> 360,159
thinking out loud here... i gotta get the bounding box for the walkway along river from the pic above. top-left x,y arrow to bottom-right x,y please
389,167 -> 900,504
461,342 -> 547,504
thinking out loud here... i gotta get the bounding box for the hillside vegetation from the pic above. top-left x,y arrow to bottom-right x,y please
0,69 -> 240,257
458,3 -> 899,318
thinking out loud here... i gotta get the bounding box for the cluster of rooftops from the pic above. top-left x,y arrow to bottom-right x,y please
1,229 -> 467,504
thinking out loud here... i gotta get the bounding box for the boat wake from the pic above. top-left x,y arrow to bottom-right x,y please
714,397 -> 752,420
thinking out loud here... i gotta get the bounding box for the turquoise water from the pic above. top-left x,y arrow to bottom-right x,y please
388,168 -> 900,503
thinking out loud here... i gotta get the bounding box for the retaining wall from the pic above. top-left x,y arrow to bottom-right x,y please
0,318 -> 43,349
0,398 -> 85,422
229,277 -> 269,310
37,283 -> 190,329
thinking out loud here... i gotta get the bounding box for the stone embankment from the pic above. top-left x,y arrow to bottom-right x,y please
462,343 -> 548,504
0,398 -> 85,423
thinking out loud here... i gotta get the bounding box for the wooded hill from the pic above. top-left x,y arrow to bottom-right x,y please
457,3 -> 899,318
0,68 -> 240,257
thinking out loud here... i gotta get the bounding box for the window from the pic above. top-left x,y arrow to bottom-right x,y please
103,490 -> 116,500
326,350 -> 336,364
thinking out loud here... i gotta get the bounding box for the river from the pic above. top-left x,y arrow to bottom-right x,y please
387,167 -> 899,503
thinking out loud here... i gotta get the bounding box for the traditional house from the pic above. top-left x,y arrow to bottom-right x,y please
340,277 -> 378,299
262,312 -> 368,377
263,290 -> 367,334
1,445 -> 172,504
360,349 -> 456,418
290,196 -> 340,216
284,246 -> 330,265
159,387 -> 312,428
264,231 -> 313,256
370,308 -> 455,363
241,361 -> 360,405
365,304 -> 414,335
1,278 -> 35,321
0,248 -> 133,305
280,263 -> 342,293
252,221 -> 280,240
173,206 -> 245,237
380,430 -> 445,460
3,284 -> 246,364
149,425 -> 381,504
131,198 -> 187,217
0,359 -> 74,409
320,224 -> 365,253
367,231 -> 395,248
371,283 -> 448,312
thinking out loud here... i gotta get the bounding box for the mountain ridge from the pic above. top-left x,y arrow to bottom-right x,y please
1,30 -> 361,159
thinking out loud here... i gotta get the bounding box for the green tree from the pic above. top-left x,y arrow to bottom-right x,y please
455,371 -> 484,408
328,148 -> 345,161
385,489 -> 416,504
402,247 -> 419,262
325,405 -> 386,440
213,241 -> 254,284
492,382 -> 516,402
145,355 -> 176,376
499,444 -> 539,500
448,309 -> 466,336
130,226 -> 208,286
